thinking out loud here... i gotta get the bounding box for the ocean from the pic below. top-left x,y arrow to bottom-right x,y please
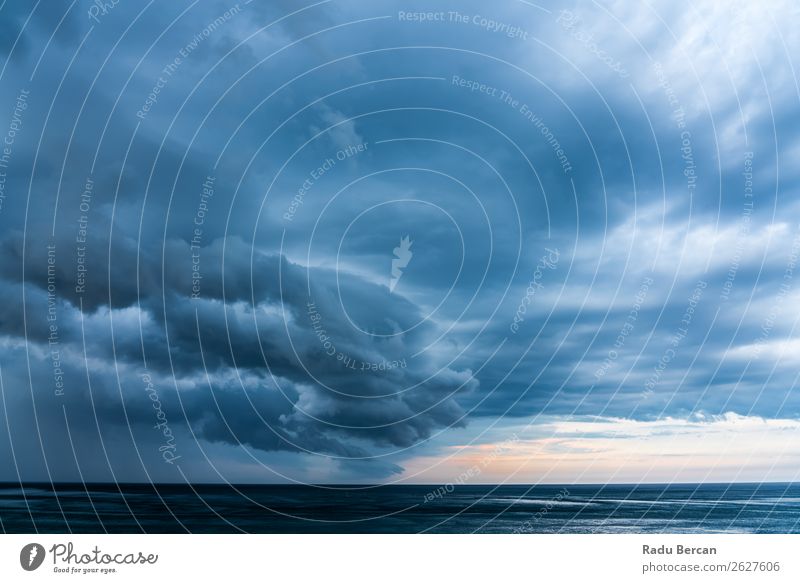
1,482 -> 798,533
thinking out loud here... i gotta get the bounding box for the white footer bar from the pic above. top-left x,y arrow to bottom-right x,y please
1,534 -> 797,582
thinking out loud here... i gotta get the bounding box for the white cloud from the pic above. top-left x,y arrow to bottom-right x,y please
401,413 -> 800,484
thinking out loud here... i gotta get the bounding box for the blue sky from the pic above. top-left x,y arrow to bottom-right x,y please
0,0 -> 799,484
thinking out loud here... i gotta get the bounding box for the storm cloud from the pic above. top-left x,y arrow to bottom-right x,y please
0,0 -> 799,483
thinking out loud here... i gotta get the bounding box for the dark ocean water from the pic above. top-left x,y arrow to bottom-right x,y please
1,482 -> 799,533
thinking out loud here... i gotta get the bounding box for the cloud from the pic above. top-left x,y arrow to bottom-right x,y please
0,0 -> 798,484
401,413 -> 800,484
0,227 -> 478,479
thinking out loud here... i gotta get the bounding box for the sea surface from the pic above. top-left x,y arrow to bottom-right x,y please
1,482 -> 799,533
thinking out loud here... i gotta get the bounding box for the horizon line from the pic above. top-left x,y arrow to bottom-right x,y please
2,480 -> 797,487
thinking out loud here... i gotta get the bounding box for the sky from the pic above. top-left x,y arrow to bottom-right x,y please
0,0 -> 799,485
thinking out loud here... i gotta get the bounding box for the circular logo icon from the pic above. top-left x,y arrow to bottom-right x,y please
20,543 -> 46,571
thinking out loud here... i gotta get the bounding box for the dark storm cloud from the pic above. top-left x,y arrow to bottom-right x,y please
0,0 -> 799,482
0,223 -> 476,477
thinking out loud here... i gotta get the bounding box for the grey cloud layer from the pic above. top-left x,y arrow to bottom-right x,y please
0,0 -> 798,481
